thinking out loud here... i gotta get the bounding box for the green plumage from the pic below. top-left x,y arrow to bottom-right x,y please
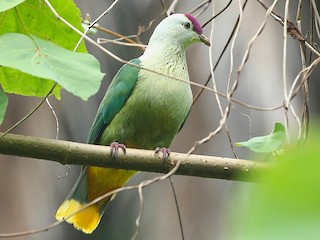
89,41 -> 193,149
98,53 -> 192,148
87,58 -> 142,144
56,13 -> 210,234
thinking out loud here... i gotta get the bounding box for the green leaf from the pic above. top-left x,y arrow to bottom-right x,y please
0,0 -> 25,12
0,89 -> 8,125
235,122 -> 286,153
0,0 -> 87,98
230,128 -> 320,240
0,33 -> 105,100
0,67 -> 62,99
0,0 -> 86,52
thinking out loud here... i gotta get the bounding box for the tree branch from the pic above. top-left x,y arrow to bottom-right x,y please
0,133 -> 269,182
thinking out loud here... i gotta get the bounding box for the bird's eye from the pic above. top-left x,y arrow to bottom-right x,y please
184,22 -> 191,29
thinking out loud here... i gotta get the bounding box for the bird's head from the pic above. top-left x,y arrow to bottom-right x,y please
149,13 -> 210,49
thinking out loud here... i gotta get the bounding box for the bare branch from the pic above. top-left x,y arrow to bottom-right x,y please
0,133 -> 269,182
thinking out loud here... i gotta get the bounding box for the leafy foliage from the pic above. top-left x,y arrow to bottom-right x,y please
230,128 -> 320,240
0,90 -> 8,125
0,0 -> 25,12
0,33 -> 104,100
236,122 -> 286,153
0,0 -> 103,99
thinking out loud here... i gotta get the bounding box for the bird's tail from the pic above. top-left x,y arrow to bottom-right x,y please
55,167 -> 137,234
55,168 -> 107,234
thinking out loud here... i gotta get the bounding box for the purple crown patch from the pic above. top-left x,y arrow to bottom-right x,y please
185,13 -> 203,34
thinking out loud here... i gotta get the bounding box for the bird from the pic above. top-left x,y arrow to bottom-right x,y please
55,13 -> 210,234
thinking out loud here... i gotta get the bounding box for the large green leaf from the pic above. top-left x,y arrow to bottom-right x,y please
0,33 -> 105,100
0,0 -> 87,98
0,67 -> 62,98
0,89 -> 8,125
0,0 -> 86,51
0,0 -> 25,12
229,128 -> 320,240
236,122 -> 286,153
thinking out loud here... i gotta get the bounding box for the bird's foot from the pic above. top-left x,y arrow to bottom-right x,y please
110,142 -> 126,159
154,147 -> 171,166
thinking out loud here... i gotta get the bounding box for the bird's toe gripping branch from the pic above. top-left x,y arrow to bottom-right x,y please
154,147 -> 171,166
110,142 -> 126,159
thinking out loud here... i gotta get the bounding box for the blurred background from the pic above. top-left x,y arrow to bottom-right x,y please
0,0 -> 319,239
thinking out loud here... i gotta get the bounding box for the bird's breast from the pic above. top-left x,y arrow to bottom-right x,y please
102,51 -> 192,149
100,59 -> 193,149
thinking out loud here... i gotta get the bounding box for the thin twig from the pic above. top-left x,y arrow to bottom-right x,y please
224,0 -> 245,158
296,0 -> 308,143
237,0 -> 279,74
82,21 -> 146,51
282,0 -> 290,143
189,0 -> 211,17
97,38 -> 146,49
287,56 -> 320,101
193,0 -> 249,105
167,0 -> 180,15
311,0 -> 320,40
202,0 -> 233,29
168,177 -> 185,240
189,0 -> 211,15
132,182 -> 145,240
46,98 -> 59,140
256,0 -> 320,56
74,0 -> 121,50
0,83 -> 57,139
160,0 -> 169,17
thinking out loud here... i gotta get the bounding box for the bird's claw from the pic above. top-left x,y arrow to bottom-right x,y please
110,142 -> 126,159
154,147 -> 171,165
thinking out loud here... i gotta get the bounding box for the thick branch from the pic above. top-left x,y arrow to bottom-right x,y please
0,133 -> 269,182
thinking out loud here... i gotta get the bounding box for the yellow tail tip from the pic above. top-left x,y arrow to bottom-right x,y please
56,199 -> 102,234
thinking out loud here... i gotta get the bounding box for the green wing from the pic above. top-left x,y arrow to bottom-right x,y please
87,58 -> 141,144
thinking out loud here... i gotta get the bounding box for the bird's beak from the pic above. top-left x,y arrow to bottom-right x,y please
199,34 -> 210,46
